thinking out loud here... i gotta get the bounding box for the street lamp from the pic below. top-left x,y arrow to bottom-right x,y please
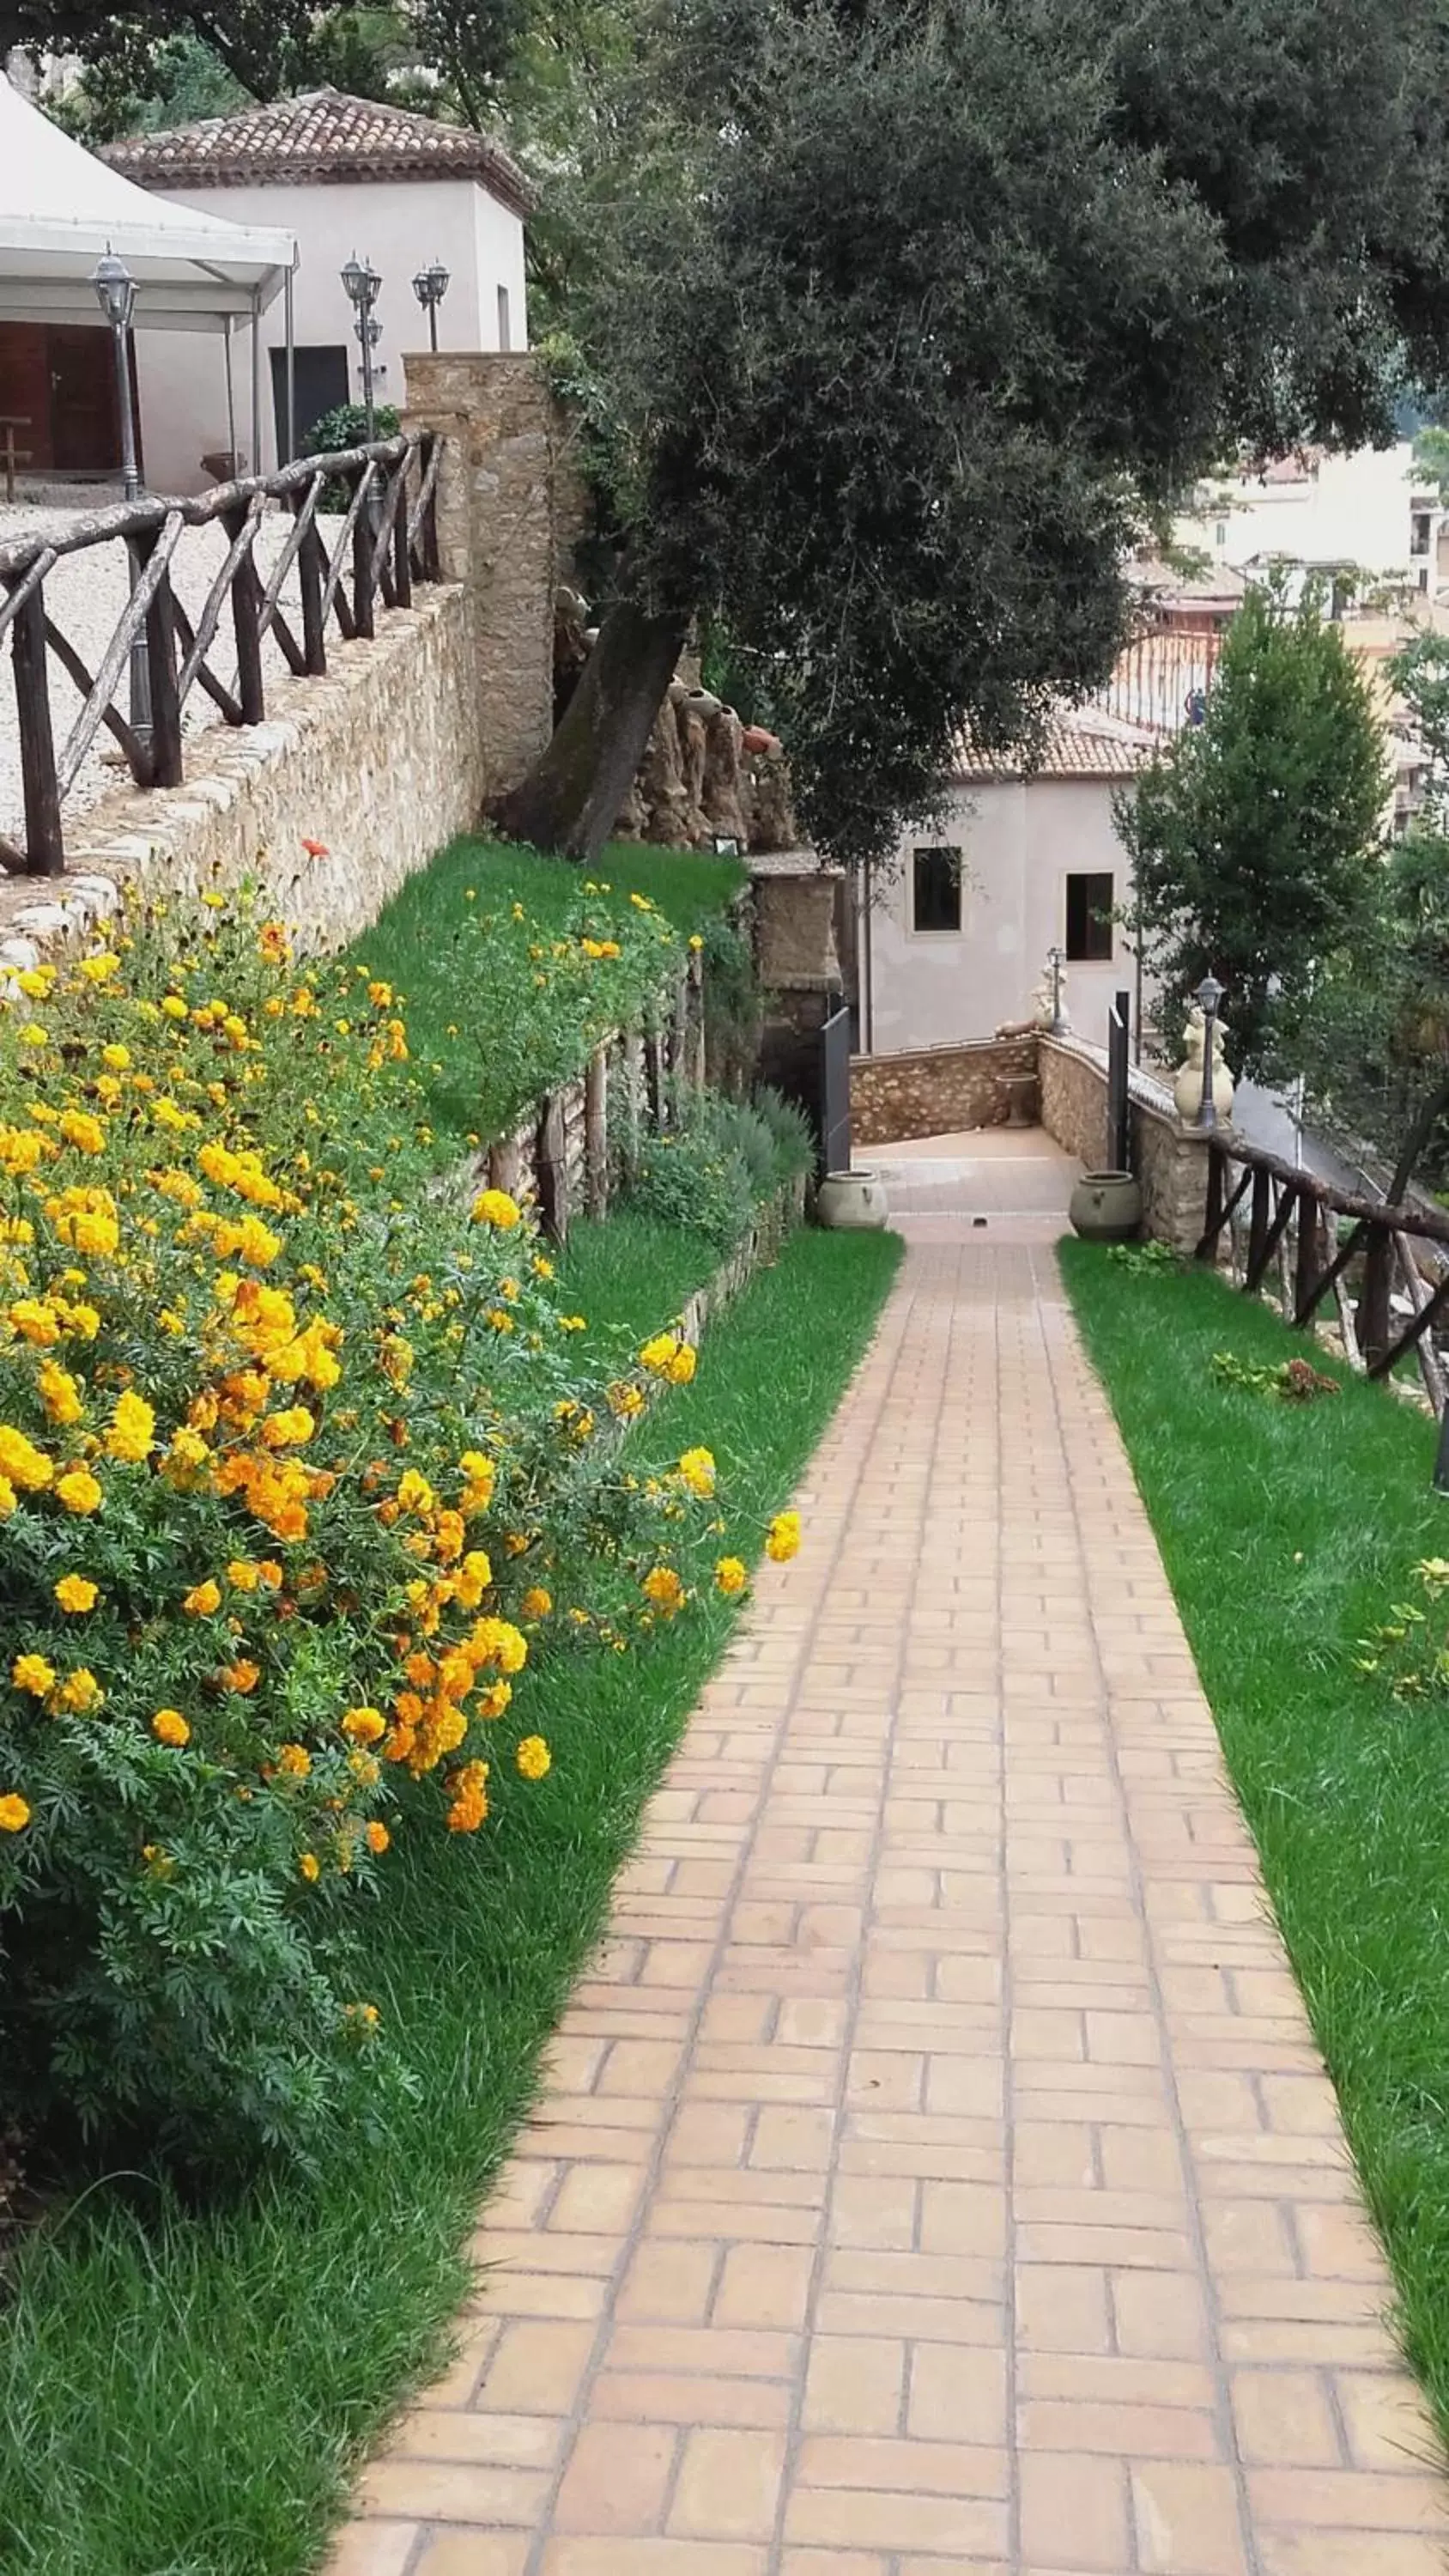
90,249 -> 150,747
1194,971 -> 1225,1129
340,252 -> 382,439
411,258 -> 450,353
1046,944 -> 1066,1036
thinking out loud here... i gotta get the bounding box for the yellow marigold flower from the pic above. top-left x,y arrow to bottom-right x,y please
688,933 -> 704,951
0,1794 -> 31,1832
54,1575 -> 99,1613
13,1652 -> 57,1698
0,1474 -> 16,1518
714,1556 -> 748,1597
531,1254 -> 555,1280
515,1735 -> 551,1782
183,1580 -> 222,1618
521,1586 -> 552,1619
15,965 -> 53,999
47,1186 -> 119,1257
608,1380 -> 646,1419
766,1510 -> 801,1564
152,1708 -> 191,1747
458,1451 -> 496,1514
396,1467 -> 434,1516
470,1187 -> 522,1230
105,1390 -> 156,1465
0,1124 -> 45,1177
668,1344 -> 697,1385
101,1044 -> 131,1072
161,1427 -> 212,1489
639,1331 -> 677,1376
76,951 -> 120,984
276,1743 -> 312,1777
469,1615 -> 528,1675
299,1851 -> 321,1882
642,1565 -> 685,1618
261,1406 -> 314,1449
678,1447 -> 716,1498
227,1558 -> 261,1592
342,1707 -> 385,1745
349,1751 -> 380,1786
58,1109 -> 106,1155
558,1314 -> 587,1333
53,1668 -> 103,1716
18,1024 -> 47,1047
365,1820 -> 390,1855
38,1361 -> 83,1428
56,1467 -> 101,1515
454,1547 -> 493,1609
9,1298 -> 60,1347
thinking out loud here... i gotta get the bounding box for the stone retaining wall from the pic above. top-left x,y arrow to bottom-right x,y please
852,1034 -> 1040,1145
1039,1034 -> 1212,1255
0,582 -> 482,973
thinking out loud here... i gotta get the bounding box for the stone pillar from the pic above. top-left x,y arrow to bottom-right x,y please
403,352 -> 589,806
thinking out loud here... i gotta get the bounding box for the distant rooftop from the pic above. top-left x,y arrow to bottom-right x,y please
100,87 -> 531,217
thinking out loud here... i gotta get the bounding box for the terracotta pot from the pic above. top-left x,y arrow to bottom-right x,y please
743,723 -> 780,755
816,1169 -> 888,1231
1068,1170 -> 1143,1242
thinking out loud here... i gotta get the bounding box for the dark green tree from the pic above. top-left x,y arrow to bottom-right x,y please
498,0 -> 1449,864
1118,584 -> 1389,1071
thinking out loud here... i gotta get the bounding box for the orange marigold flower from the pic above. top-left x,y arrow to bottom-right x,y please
276,1742 -> 311,1777
365,1820 -> 390,1854
183,1580 -> 222,1617
152,1709 -> 191,1747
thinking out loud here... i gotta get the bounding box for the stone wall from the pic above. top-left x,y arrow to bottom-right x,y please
404,353 -> 588,806
0,583 -> 482,972
852,1035 -> 1040,1146
1039,1034 -> 1212,1254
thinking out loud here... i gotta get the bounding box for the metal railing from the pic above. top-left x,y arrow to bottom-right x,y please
0,430 -> 443,878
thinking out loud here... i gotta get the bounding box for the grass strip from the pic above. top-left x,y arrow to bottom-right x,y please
355,835 -> 748,1151
1058,1238 -> 1449,2439
0,1223 -> 901,2576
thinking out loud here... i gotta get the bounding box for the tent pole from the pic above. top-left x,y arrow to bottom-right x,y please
250,291 -> 262,474
283,267 -> 295,465
223,321 -> 237,471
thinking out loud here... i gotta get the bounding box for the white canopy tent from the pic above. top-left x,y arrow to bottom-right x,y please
0,73 -> 298,468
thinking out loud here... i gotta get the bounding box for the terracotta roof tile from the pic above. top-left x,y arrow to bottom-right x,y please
950,707 -> 1165,782
99,88 -> 531,216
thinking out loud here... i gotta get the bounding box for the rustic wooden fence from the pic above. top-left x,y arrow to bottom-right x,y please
0,431 -> 442,879
1197,1132 -> 1449,1417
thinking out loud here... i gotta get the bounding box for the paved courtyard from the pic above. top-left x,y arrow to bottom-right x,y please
330,1139 -> 1448,2576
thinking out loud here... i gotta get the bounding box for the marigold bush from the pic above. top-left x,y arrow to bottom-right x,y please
0,891 -> 774,2168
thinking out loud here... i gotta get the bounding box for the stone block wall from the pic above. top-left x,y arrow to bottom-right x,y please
852,1035 -> 1040,1146
1038,1036 -> 1109,1171
0,584 -> 482,970
1039,1034 -> 1212,1254
404,353 -> 589,806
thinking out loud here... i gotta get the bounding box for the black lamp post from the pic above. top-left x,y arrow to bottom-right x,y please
1195,971 -> 1225,1129
1046,943 -> 1066,1036
90,248 -> 150,745
340,252 -> 382,438
411,258 -> 450,353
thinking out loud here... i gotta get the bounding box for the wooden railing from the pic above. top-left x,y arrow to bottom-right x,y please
1197,1132 -> 1449,1416
0,431 -> 443,878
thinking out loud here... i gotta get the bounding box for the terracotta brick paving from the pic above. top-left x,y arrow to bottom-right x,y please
330,1184 -> 1449,2576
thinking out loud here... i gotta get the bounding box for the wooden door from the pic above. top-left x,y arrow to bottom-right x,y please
47,325 -> 122,474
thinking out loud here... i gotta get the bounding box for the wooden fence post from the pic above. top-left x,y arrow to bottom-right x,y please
688,948 -> 706,1091
297,506 -> 327,675
585,1047 -> 609,1219
10,582 -> 64,875
136,528 -> 183,788
1357,1223 -> 1393,1373
621,1032 -> 644,1182
646,1027 -> 667,1130
221,504 -> 266,725
352,469 -> 376,641
537,1090 -> 568,1245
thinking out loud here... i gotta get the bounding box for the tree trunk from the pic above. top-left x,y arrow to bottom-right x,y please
1389,1072 -> 1449,1206
498,596 -> 690,862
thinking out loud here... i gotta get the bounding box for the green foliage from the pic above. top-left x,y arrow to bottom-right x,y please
698,910 -> 762,1097
0,899 -> 735,2172
1059,1237 -> 1449,2446
302,402 -> 403,458
1117,582 -> 1389,1069
1106,1237 -> 1180,1278
0,1223 -> 901,2576
625,1087 -> 809,1253
1209,1346 -> 1341,1401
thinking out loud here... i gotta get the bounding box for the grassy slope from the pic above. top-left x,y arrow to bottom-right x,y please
0,1225 -> 902,2576
1059,1239 -> 1449,2436
355,836 -> 748,1151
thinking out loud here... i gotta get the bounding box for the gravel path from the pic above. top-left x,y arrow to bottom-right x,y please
0,494 -> 344,850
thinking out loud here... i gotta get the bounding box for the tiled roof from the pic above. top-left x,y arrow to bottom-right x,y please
99,88 -> 531,216
950,707 -> 1165,782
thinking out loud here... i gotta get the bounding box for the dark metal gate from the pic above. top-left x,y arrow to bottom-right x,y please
821,1004 -> 852,1176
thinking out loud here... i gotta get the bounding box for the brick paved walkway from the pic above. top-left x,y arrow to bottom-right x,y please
331,1167 -> 1449,2576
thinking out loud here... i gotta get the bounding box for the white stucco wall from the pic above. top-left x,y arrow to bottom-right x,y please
1177,443 -> 1434,593
867,777 -> 1138,1058
134,174 -> 528,493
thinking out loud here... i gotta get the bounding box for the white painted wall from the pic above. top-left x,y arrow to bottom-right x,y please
1177,444 -> 1437,596
867,777 -> 1138,1058
134,173 -> 528,492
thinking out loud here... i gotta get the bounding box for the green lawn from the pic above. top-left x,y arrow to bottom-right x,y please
1059,1240 -> 1449,2439
0,1224 -> 901,2576
354,835 -> 748,1151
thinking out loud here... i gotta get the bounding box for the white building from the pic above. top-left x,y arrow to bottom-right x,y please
1177,443 -> 1447,607
100,88 -> 530,492
861,708 -> 1161,1060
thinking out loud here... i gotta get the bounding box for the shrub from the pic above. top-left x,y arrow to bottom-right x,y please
627,1088 -> 810,1252
300,400 -> 402,459
0,895 -> 723,2168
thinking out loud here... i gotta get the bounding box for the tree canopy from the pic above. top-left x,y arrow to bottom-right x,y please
1116,583 -> 1389,1070
502,0 -> 1449,862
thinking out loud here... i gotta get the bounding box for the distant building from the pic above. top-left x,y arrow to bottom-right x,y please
1176,443 -> 1448,609
95,88 -> 530,491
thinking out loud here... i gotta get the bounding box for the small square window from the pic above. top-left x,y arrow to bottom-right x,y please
912,845 -> 962,933
1065,871 -> 1114,962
